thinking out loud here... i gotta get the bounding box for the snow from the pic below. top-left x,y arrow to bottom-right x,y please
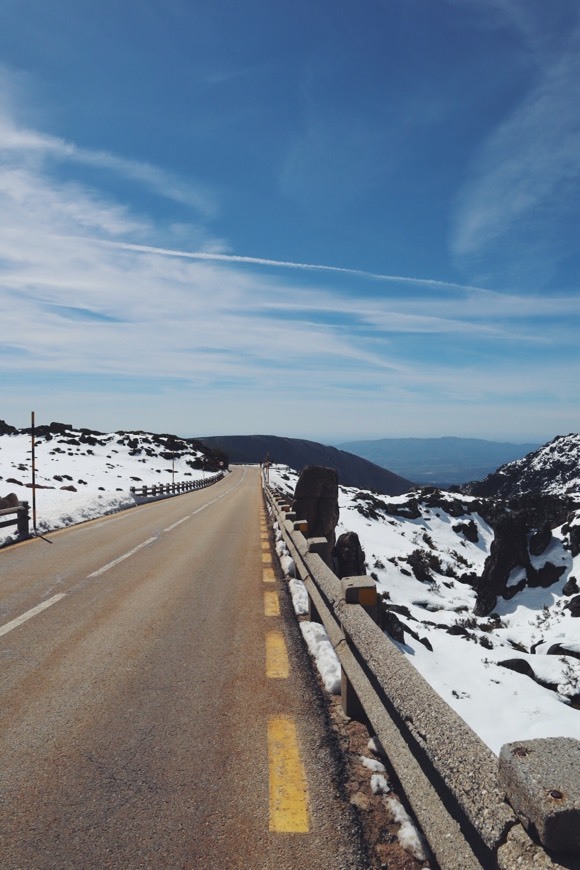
270,464 -> 580,755
288,578 -> 309,615
360,755 -> 386,773
370,773 -> 390,795
299,621 -> 341,694
0,426 -> 210,546
386,797 -> 429,862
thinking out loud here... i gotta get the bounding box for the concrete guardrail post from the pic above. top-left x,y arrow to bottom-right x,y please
498,737 -> 580,857
304,537 -> 329,623
338,577 -> 378,721
341,575 -> 378,623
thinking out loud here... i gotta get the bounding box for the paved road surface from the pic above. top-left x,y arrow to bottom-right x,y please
0,467 -> 365,868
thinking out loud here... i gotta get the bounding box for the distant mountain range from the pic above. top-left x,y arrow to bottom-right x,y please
337,436 -> 541,486
200,434 -> 412,495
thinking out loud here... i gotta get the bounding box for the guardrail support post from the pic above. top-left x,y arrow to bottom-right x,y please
341,663 -> 366,722
341,576 -> 378,623
498,737 -> 580,855
17,502 -> 30,538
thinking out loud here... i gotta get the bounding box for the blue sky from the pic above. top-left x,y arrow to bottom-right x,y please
1,0 -> 579,443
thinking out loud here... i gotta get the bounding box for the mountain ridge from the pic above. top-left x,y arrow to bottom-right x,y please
199,434 -> 413,495
337,435 -> 541,486
464,433 -> 580,500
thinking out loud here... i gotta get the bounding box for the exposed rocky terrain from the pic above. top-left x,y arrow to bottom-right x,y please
464,433 -> 580,499
270,452 -> 580,754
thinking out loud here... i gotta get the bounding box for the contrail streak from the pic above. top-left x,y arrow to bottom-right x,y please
90,238 -> 490,294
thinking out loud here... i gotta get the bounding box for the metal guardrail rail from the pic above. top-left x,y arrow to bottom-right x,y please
130,471 -> 224,498
264,483 -> 574,870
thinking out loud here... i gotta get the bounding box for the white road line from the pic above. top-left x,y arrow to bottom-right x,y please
0,594 -> 67,639
163,516 -> 191,532
87,536 -> 158,578
0,469 -> 248,636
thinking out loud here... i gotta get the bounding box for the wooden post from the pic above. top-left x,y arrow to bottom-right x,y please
17,502 -> 30,538
31,411 -> 37,534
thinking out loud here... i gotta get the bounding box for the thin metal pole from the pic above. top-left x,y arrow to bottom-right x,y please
31,411 -> 37,534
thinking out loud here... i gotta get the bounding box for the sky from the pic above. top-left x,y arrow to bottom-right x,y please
1,0 -> 579,444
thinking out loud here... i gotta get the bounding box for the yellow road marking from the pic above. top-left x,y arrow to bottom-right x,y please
264,591 -> 280,616
263,567 -> 275,583
266,631 -> 289,678
268,716 -> 310,833
262,553 -> 273,566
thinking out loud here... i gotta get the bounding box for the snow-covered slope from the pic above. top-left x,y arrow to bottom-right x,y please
466,433 -> 580,499
270,465 -> 580,755
0,422 -> 220,545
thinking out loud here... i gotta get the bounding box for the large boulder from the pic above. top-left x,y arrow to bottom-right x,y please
474,514 -> 531,616
565,595 -> 580,618
292,465 -> 339,567
529,523 -> 552,556
333,531 -> 366,579
0,492 -> 19,510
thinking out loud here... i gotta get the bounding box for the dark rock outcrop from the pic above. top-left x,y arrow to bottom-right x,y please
565,595 -> 580,617
0,420 -> 18,436
453,519 -> 479,543
563,576 -> 579,596
547,643 -> 580,661
527,561 -> 566,589
0,493 -> 19,510
292,466 -> 339,566
529,523 -> 552,556
474,514 -> 530,616
333,531 -> 366,579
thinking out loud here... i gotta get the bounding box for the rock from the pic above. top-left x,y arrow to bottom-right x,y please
564,595 -> 580,617
292,466 -> 339,567
527,561 -> 566,588
334,531 -> 366,579
0,492 -> 19,510
380,610 -> 406,643
474,514 -> 530,616
60,484 -> 77,492
498,659 -> 536,678
452,519 -> 479,543
568,523 -> 580,558
563,576 -> 579,596
529,523 -> 552,556
547,643 -> 580,662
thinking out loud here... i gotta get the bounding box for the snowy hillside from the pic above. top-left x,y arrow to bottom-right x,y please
0,422 -> 221,546
466,433 -> 580,499
270,465 -> 580,755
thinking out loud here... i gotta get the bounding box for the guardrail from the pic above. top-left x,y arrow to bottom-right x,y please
264,484 -> 578,870
130,471 -> 224,499
0,502 -> 30,541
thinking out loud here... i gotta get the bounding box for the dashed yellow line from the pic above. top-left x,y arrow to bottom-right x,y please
263,567 -> 275,583
264,590 -> 280,617
268,716 -> 310,833
262,552 -> 273,566
266,630 -> 289,679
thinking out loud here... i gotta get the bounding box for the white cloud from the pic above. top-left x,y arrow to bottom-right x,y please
0,84 -> 578,441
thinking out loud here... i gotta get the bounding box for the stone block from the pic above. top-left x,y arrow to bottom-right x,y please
498,737 -> 580,854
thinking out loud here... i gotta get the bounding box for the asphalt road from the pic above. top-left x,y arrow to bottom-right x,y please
0,467 -> 365,869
